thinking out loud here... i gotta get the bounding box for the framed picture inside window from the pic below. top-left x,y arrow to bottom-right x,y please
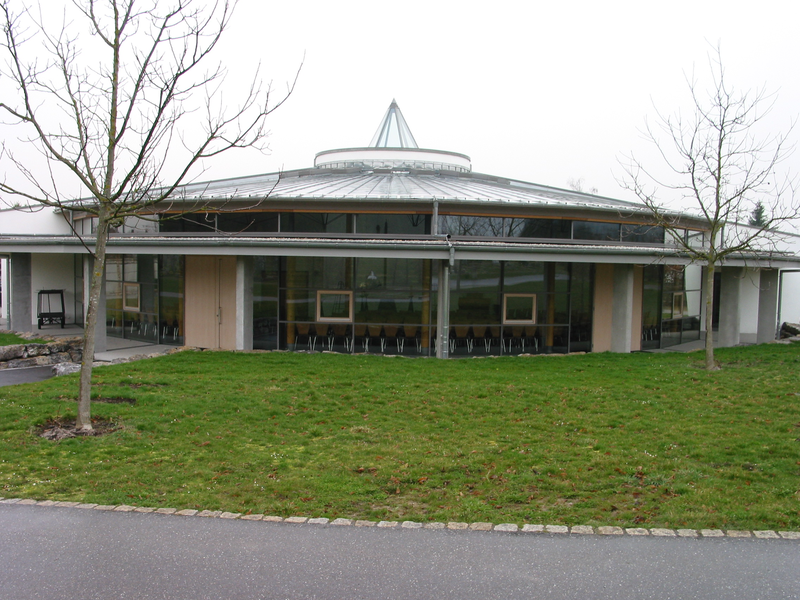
503,293 -> 536,324
123,283 -> 141,312
672,292 -> 684,318
316,290 -> 354,322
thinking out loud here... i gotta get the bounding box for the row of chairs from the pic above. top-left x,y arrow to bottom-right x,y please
290,323 -> 541,355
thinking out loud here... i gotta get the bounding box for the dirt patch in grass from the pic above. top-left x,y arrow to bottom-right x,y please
37,418 -> 119,441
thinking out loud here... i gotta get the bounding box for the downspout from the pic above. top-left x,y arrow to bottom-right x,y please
436,234 -> 454,359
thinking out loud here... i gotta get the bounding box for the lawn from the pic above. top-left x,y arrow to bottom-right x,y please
0,332 -> 47,346
1,343 -> 798,530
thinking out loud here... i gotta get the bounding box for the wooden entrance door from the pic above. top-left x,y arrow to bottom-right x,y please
184,256 -> 236,349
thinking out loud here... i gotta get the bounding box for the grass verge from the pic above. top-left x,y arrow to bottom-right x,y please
1,343 -> 799,530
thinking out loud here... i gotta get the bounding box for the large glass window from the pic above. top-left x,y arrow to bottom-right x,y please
105,254 -> 160,343
572,221 -> 621,241
622,224 -> 665,244
506,218 -> 571,239
439,215 -> 505,237
159,255 -> 184,345
356,214 -> 430,235
280,213 -> 351,234
253,256 -> 279,349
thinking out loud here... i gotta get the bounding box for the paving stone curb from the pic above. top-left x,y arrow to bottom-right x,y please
2,497 -> 798,540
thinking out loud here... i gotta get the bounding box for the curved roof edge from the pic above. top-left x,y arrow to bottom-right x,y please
315,147 -> 471,172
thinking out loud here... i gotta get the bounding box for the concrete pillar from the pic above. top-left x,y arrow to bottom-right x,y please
756,269 -> 779,344
235,256 -> 254,351
610,264 -> 634,353
9,253 -> 32,332
717,266 -> 743,347
436,260 -> 450,359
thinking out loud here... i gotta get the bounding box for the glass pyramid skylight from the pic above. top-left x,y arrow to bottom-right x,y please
369,100 -> 419,148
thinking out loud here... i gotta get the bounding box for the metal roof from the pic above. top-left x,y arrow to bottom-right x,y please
173,168 -> 651,215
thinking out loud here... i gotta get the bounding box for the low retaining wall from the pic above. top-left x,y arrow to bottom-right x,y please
0,333 -> 83,370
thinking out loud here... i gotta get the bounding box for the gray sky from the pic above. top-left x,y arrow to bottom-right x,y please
207,0 -> 800,205
2,0 -> 799,209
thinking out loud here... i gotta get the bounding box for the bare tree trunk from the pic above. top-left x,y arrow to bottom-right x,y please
704,261 -> 717,371
76,208 -> 110,430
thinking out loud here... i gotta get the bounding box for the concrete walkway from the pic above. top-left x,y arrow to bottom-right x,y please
1,502 -> 798,600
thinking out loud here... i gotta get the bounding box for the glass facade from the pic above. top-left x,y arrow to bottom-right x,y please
641,264 -> 702,349
155,210 -> 672,246
106,254 -> 184,345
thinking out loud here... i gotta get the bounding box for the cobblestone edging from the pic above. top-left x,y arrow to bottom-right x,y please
1,497 -> 798,540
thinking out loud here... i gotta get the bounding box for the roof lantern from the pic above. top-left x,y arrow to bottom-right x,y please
369,99 -> 419,148
314,100 -> 471,173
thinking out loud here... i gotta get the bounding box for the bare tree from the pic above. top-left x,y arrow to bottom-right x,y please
0,0 -> 298,429
621,50 -> 797,370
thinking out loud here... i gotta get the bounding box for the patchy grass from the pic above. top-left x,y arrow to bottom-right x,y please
1,344 -> 799,530
0,333 -> 47,346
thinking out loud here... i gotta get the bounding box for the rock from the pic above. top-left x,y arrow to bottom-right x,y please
53,363 -> 82,376
25,344 -> 51,357
0,344 -> 25,361
781,322 -> 800,337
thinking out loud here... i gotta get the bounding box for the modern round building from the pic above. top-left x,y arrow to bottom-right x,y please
2,101 -> 797,356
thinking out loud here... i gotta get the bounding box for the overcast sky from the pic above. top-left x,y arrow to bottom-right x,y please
3,0 -> 799,210
202,0 -> 799,207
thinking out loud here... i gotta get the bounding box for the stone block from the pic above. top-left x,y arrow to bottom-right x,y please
155,507 -> 177,514
355,520 -> 376,527
570,525 -> 594,534
176,509 -> 199,516
447,522 -> 469,530
522,524 -> 545,533
25,344 -> 50,357
401,521 -> 423,529
778,531 -> 800,540
753,530 -> 779,539
17,498 -> 38,505
93,505 -> 117,511
331,518 -> 353,526
0,344 -> 25,361
219,512 -> 240,519
726,530 -> 751,538
423,522 -> 446,530
240,514 -> 263,521
700,529 -> 724,537
650,528 -> 676,537
469,522 -> 493,531
597,526 -> 624,535
307,517 -> 329,525
133,507 -> 155,513
262,515 -> 283,522
377,521 -> 398,528
625,528 -> 649,536
494,523 -> 519,532
545,525 -> 569,534
677,529 -> 698,537
284,516 -> 308,523
76,503 -> 98,509
113,505 -> 137,512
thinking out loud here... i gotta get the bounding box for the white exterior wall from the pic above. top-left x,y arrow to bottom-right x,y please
738,269 -> 761,343
780,272 -> 800,324
0,257 -> 7,322
30,254 -> 76,328
0,207 -> 71,235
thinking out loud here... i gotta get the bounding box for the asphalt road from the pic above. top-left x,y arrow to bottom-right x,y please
1,504 -> 799,599
0,365 -> 54,387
